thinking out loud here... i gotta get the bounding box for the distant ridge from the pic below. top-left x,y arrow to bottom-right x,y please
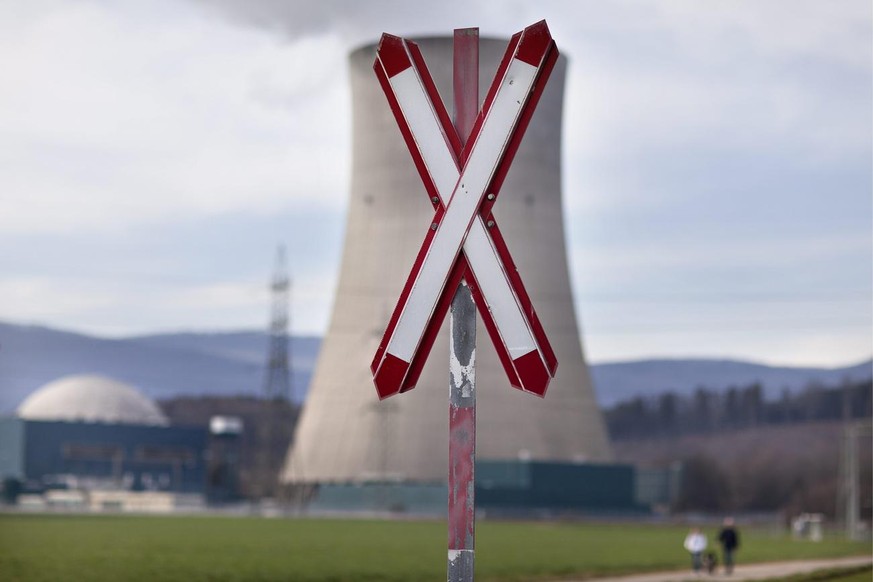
0,321 -> 869,413
591,357 -> 872,406
0,322 -> 318,413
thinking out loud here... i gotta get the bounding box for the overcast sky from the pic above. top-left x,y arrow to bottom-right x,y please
0,0 -> 870,366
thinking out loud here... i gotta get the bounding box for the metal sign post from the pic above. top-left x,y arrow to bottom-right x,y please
371,21 -> 560,582
448,28 -> 478,581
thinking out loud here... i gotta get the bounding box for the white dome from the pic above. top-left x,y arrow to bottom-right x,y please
17,374 -> 169,426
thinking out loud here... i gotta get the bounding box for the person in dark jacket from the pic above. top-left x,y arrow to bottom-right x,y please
718,517 -> 740,574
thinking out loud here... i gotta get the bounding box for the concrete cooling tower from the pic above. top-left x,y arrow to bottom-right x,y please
282,36 -> 612,485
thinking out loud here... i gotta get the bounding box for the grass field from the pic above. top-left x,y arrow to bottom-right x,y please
823,567 -> 872,582
0,514 -> 869,582
769,565 -> 873,582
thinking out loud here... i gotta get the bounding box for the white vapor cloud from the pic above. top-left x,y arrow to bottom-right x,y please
0,0 -> 350,235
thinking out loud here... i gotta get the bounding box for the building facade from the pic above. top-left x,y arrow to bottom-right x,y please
0,416 -> 206,493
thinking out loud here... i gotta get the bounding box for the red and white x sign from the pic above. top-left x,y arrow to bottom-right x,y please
371,21 -> 559,400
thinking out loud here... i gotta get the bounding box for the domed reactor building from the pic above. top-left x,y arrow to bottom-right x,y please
0,375 -> 239,509
281,35 -> 630,513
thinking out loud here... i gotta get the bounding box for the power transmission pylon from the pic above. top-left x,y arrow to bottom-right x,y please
265,245 -> 291,402
258,245 -> 292,499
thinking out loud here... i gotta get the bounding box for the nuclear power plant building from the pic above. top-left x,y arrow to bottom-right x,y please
0,375 -> 241,510
282,34 -> 614,496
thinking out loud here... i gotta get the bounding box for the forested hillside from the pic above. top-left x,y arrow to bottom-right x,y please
606,378 -> 871,440
608,377 -> 872,517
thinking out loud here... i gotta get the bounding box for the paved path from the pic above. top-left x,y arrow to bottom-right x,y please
573,555 -> 872,582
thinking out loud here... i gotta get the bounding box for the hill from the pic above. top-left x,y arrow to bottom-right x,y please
0,322 -> 318,413
591,358 -> 872,406
0,320 -> 869,413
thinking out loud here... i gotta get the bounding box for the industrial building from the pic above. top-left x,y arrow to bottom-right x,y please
0,375 -> 239,510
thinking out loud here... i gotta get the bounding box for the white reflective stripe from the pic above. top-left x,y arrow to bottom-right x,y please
386,58 -> 538,362
390,68 -> 458,199
388,61 -> 538,361
464,222 -> 535,360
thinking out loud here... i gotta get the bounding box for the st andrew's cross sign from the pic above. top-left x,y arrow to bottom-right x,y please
370,21 -> 559,400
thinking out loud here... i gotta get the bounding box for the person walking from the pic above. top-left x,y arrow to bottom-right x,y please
684,527 -> 708,574
718,517 -> 740,574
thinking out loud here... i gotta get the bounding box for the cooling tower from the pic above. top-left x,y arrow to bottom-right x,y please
282,36 -> 611,485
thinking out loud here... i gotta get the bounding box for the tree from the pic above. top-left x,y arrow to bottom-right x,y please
723,387 -> 740,428
740,383 -> 763,427
674,455 -> 731,512
693,387 -> 714,433
658,392 -> 678,436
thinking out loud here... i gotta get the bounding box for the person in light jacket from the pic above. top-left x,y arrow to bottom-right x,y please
684,527 -> 708,574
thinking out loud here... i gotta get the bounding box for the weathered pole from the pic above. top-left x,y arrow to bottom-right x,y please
447,26 -> 479,582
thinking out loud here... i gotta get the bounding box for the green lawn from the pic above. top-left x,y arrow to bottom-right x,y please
0,514 -> 868,582
764,565 -> 873,582
825,566 -> 873,582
